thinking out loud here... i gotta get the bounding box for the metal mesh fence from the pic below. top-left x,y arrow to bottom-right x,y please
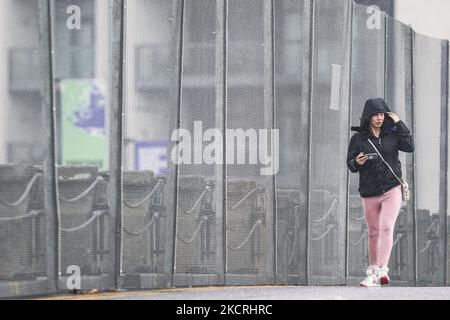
52,0 -> 112,290
0,0 -> 50,297
174,0 -> 220,285
1,0 -> 450,298
225,0 -> 273,285
121,0 -> 179,288
347,2 -> 386,283
308,0 -> 351,285
385,15 -> 415,286
413,32 -> 448,286
274,0 -> 308,285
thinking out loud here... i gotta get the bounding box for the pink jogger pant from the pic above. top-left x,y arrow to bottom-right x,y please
361,185 -> 402,268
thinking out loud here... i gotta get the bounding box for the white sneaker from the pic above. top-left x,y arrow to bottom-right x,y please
359,267 -> 380,287
377,266 -> 390,286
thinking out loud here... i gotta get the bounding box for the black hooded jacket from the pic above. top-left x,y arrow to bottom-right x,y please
347,98 -> 414,198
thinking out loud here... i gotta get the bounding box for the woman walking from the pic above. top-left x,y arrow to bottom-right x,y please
347,98 -> 414,287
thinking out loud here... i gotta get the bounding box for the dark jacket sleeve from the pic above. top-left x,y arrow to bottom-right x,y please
347,134 -> 364,173
394,120 -> 414,153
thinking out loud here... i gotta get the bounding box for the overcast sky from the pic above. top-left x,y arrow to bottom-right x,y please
395,0 -> 450,40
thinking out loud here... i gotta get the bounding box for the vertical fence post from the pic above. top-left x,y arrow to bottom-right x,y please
263,0 -> 276,284
270,0 -> 277,284
439,39 -> 449,286
165,0 -> 185,287
344,0 -> 355,286
304,0 -> 314,286
215,0 -> 226,286
270,0 -> 280,284
384,12 -> 388,100
447,41 -> 450,287
398,23 -> 416,286
223,0 -> 230,282
110,0 -> 125,289
38,0 -> 59,294
293,0 -> 312,286
411,29 -> 418,286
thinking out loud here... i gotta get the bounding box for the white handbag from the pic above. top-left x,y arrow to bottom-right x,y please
367,139 -> 410,202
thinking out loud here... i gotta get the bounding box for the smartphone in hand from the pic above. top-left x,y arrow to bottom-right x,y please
365,153 -> 378,160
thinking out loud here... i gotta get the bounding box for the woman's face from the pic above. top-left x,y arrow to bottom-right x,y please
370,112 -> 385,128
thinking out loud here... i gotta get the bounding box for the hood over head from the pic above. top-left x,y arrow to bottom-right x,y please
351,98 -> 395,137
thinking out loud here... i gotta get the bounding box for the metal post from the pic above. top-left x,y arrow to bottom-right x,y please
339,0 -> 353,285
411,29 -> 418,286
270,0 -> 277,285
272,0 -> 279,284
109,0 -> 125,289
305,0 -> 316,285
223,0 -> 230,283
165,0 -> 185,287
447,41 -> 450,287
384,12 -> 388,100
345,0 -> 356,286
296,0 -> 313,286
214,0 -> 226,286
263,0 -> 275,284
304,0 -> 315,286
439,39 -> 449,286
38,0 -> 59,294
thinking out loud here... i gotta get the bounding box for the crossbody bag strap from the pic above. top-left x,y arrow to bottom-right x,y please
367,138 -> 404,185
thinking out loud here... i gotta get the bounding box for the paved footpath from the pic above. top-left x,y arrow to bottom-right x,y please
36,286 -> 450,300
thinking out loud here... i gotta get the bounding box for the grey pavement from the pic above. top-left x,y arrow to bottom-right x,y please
39,286 -> 450,300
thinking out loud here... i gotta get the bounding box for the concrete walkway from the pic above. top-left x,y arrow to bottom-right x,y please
36,285 -> 450,300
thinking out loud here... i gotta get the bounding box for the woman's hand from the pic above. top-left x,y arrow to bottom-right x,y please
356,152 -> 368,166
387,112 -> 400,123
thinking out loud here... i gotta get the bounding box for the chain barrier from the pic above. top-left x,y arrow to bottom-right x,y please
123,178 -> 165,209
227,219 -> 262,251
60,210 -> 106,233
0,173 -> 42,207
59,176 -> 103,202
123,212 -> 160,236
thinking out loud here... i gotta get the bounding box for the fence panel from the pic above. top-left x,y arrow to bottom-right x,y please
173,0 -> 222,286
225,0 -> 275,285
121,0 -> 181,289
273,0 -> 309,285
52,0 -> 113,290
307,0 -> 351,285
0,0 -> 51,297
413,32 -> 447,286
347,3 -> 386,285
385,15 -> 416,286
